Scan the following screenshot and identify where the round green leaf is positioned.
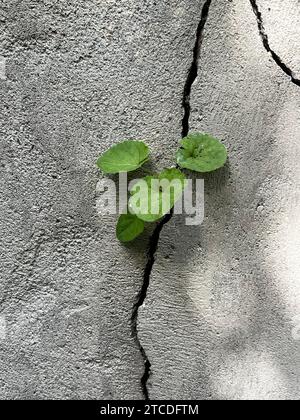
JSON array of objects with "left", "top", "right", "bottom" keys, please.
[
  {"left": 176, "top": 133, "right": 227, "bottom": 173},
  {"left": 97, "top": 140, "right": 150, "bottom": 174},
  {"left": 116, "top": 213, "right": 145, "bottom": 242},
  {"left": 129, "top": 168, "right": 187, "bottom": 222}
]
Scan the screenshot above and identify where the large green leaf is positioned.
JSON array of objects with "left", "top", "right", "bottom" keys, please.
[
  {"left": 116, "top": 213, "right": 145, "bottom": 242},
  {"left": 97, "top": 140, "right": 150, "bottom": 174},
  {"left": 176, "top": 133, "right": 227, "bottom": 173},
  {"left": 129, "top": 168, "right": 187, "bottom": 222}
]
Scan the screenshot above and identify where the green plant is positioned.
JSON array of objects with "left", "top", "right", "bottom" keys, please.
[{"left": 97, "top": 132, "right": 228, "bottom": 242}]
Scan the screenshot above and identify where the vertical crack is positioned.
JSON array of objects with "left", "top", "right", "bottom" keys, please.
[
  {"left": 131, "top": 210, "right": 174, "bottom": 400},
  {"left": 132, "top": 0, "right": 213, "bottom": 400},
  {"left": 250, "top": 0, "right": 300, "bottom": 87},
  {"left": 182, "top": 0, "right": 212, "bottom": 137}
]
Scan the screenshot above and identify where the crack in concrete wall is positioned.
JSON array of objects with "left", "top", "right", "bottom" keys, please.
[
  {"left": 134, "top": 0, "right": 213, "bottom": 400},
  {"left": 250, "top": 0, "right": 300, "bottom": 87},
  {"left": 182, "top": 0, "right": 212, "bottom": 138},
  {"left": 131, "top": 211, "right": 174, "bottom": 400}
]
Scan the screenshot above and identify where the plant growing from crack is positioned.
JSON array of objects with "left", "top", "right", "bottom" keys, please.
[
  {"left": 96, "top": 132, "right": 228, "bottom": 242},
  {"left": 96, "top": 133, "right": 227, "bottom": 398}
]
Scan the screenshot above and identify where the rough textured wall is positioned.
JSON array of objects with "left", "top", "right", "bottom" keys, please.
[
  {"left": 257, "top": 0, "right": 300, "bottom": 79},
  {"left": 0, "top": 0, "right": 299, "bottom": 400}
]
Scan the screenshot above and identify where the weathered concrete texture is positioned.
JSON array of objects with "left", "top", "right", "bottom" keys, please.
[
  {"left": 257, "top": 0, "right": 300, "bottom": 79},
  {"left": 0, "top": 0, "right": 205, "bottom": 399},
  {"left": 139, "top": 0, "right": 300, "bottom": 400}
]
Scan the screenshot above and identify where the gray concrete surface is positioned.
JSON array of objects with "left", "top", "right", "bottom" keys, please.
[
  {"left": 257, "top": 0, "right": 300, "bottom": 79},
  {"left": 0, "top": 0, "right": 299, "bottom": 401},
  {"left": 0, "top": 0, "right": 206, "bottom": 399},
  {"left": 139, "top": 0, "right": 300, "bottom": 400}
]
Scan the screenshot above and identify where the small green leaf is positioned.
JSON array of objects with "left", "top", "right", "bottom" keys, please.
[
  {"left": 116, "top": 213, "right": 145, "bottom": 242},
  {"left": 129, "top": 168, "right": 187, "bottom": 222},
  {"left": 97, "top": 140, "right": 150, "bottom": 174},
  {"left": 176, "top": 133, "right": 227, "bottom": 173}
]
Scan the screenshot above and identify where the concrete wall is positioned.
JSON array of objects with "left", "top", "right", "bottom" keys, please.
[{"left": 0, "top": 0, "right": 299, "bottom": 400}]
